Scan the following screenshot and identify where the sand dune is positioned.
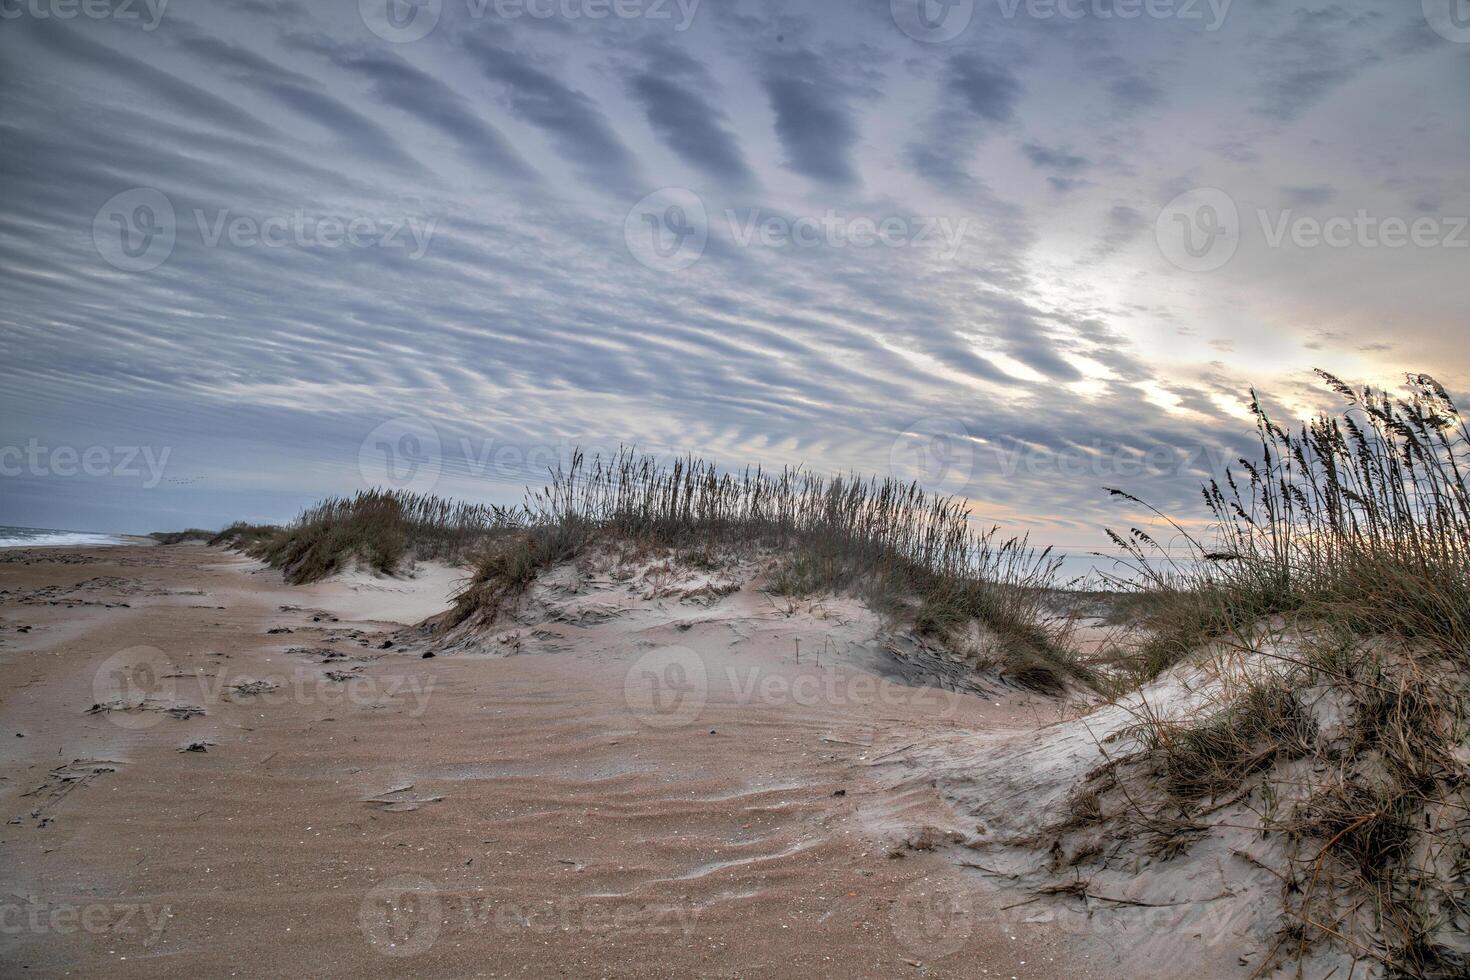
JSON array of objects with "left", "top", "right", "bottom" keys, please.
[{"left": 0, "top": 543, "right": 1115, "bottom": 977}]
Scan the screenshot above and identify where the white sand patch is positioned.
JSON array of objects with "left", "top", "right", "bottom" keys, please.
[
  {"left": 213, "top": 554, "right": 468, "bottom": 626},
  {"left": 862, "top": 643, "right": 1368, "bottom": 979},
  {"left": 304, "top": 562, "right": 468, "bottom": 624}
]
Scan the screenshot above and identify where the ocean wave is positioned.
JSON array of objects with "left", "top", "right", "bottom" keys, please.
[{"left": 0, "top": 527, "right": 129, "bottom": 549}]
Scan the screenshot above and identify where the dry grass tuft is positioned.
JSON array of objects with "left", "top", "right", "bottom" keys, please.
[
  {"left": 228, "top": 490, "right": 516, "bottom": 584},
  {"left": 1090, "top": 370, "right": 1470, "bottom": 975},
  {"left": 148, "top": 528, "right": 215, "bottom": 545},
  {"left": 444, "top": 448, "right": 1085, "bottom": 689},
  {"left": 208, "top": 521, "right": 281, "bottom": 551}
]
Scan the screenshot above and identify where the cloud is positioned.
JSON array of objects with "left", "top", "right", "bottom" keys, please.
[
  {"left": 1022, "top": 142, "right": 1090, "bottom": 172},
  {"left": 626, "top": 42, "right": 754, "bottom": 186},
  {"left": 20, "top": 21, "right": 275, "bottom": 138},
  {"left": 948, "top": 54, "right": 1025, "bottom": 123},
  {"left": 0, "top": 0, "right": 1461, "bottom": 554},
  {"left": 761, "top": 50, "right": 862, "bottom": 186},
  {"left": 906, "top": 52, "right": 1023, "bottom": 195},
  {"left": 1211, "top": 139, "right": 1259, "bottom": 164},
  {"left": 296, "top": 40, "right": 537, "bottom": 181},
  {"left": 1048, "top": 176, "right": 1092, "bottom": 193},
  {"left": 256, "top": 78, "right": 427, "bottom": 175},
  {"left": 1090, "top": 204, "right": 1146, "bottom": 259},
  {"left": 1247, "top": 7, "right": 1424, "bottom": 121},
  {"left": 1109, "top": 75, "right": 1160, "bottom": 112},
  {"left": 463, "top": 34, "right": 641, "bottom": 193},
  {"left": 1280, "top": 185, "right": 1337, "bottom": 207}
]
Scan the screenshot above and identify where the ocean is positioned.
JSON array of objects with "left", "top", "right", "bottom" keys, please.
[{"left": 0, "top": 526, "right": 130, "bottom": 549}]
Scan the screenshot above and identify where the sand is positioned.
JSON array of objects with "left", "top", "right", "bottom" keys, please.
[{"left": 0, "top": 542, "right": 1176, "bottom": 977}]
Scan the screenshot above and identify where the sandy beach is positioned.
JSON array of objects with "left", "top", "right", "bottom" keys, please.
[{"left": 0, "top": 542, "right": 1114, "bottom": 978}]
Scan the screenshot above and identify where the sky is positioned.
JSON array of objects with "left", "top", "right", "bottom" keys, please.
[{"left": 1, "top": 0, "right": 1468, "bottom": 561}]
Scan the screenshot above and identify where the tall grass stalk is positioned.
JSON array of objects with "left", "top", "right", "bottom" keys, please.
[
  {"left": 247, "top": 489, "right": 517, "bottom": 584},
  {"left": 448, "top": 448, "right": 1080, "bottom": 687},
  {"left": 1097, "top": 371, "right": 1470, "bottom": 975}
]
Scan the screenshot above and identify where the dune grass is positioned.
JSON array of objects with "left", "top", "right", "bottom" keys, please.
[
  {"left": 208, "top": 521, "right": 282, "bottom": 551},
  {"left": 1092, "top": 371, "right": 1470, "bottom": 975},
  {"left": 1103, "top": 371, "right": 1470, "bottom": 677},
  {"left": 444, "top": 448, "right": 1086, "bottom": 689},
  {"left": 235, "top": 490, "right": 516, "bottom": 584},
  {"left": 212, "top": 368, "right": 1468, "bottom": 971},
  {"left": 148, "top": 528, "right": 216, "bottom": 545}
]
